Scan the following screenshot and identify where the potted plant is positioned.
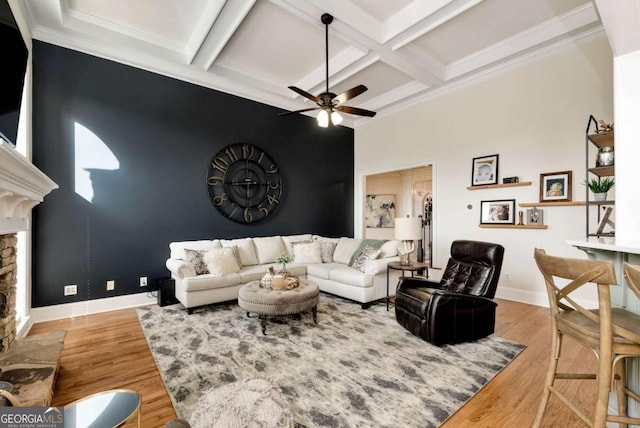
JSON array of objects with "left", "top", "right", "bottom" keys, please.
[
  {"left": 275, "top": 253, "right": 292, "bottom": 275},
  {"left": 584, "top": 177, "right": 615, "bottom": 201}
]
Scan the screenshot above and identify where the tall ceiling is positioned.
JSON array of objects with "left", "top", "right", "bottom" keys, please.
[{"left": 12, "top": 0, "right": 604, "bottom": 128}]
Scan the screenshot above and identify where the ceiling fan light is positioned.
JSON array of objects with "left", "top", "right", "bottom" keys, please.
[
  {"left": 331, "top": 111, "right": 343, "bottom": 125},
  {"left": 317, "top": 109, "right": 329, "bottom": 127}
]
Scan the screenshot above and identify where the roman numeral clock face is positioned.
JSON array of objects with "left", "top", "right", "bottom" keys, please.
[{"left": 206, "top": 143, "right": 283, "bottom": 224}]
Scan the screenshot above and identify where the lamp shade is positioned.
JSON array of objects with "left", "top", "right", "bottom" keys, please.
[{"left": 394, "top": 217, "right": 422, "bottom": 241}]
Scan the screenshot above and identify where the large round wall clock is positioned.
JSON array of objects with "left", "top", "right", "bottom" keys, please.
[{"left": 206, "top": 143, "right": 283, "bottom": 224}]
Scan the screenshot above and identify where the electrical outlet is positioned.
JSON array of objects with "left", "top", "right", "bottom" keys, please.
[
  {"left": 505, "top": 273, "right": 510, "bottom": 280},
  {"left": 140, "top": 276, "right": 148, "bottom": 287},
  {"left": 107, "top": 280, "right": 115, "bottom": 291},
  {"left": 64, "top": 284, "right": 77, "bottom": 296}
]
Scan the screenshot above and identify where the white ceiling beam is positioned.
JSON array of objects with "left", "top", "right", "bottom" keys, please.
[
  {"left": 446, "top": 2, "right": 600, "bottom": 80},
  {"left": 184, "top": 0, "right": 227, "bottom": 64},
  {"left": 192, "top": 0, "right": 255, "bottom": 70},
  {"left": 391, "top": 0, "right": 483, "bottom": 51}
]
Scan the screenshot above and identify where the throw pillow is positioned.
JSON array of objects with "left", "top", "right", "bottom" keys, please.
[
  {"left": 228, "top": 245, "right": 243, "bottom": 268},
  {"left": 351, "top": 245, "right": 382, "bottom": 273},
  {"left": 184, "top": 249, "right": 209, "bottom": 275},
  {"left": 293, "top": 242, "right": 322, "bottom": 264},
  {"left": 204, "top": 248, "right": 240, "bottom": 276},
  {"left": 319, "top": 241, "right": 337, "bottom": 263},
  {"left": 333, "top": 238, "right": 363, "bottom": 265},
  {"left": 253, "top": 236, "right": 285, "bottom": 264}
]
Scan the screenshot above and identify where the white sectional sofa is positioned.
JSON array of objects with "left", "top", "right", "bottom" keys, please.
[{"left": 165, "top": 234, "right": 403, "bottom": 313}]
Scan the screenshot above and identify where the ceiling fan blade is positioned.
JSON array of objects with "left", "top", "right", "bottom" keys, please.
[
  {"left": 333, "top": 85, "right": 368, "bottom": 105},
  {"left": 288, "top": 86, "right": 320, "bottom": 103},
  {"left": 335, "top": 105, "right": 377, "bottom": 117},
  {"left": 278, "top": 107, "right": 319, "bottom": 116}
]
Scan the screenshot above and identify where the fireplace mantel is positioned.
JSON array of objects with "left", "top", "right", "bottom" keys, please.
[{"left": 0, "top": 139, "right": 58, "bottom": 234}]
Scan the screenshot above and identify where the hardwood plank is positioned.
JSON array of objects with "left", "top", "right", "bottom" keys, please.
[
  {"left": 28, "top": 299, "right": 597, "bottom": 428},
  {"left": 28, "top": 306, "right": 176, "bottom": 428}
]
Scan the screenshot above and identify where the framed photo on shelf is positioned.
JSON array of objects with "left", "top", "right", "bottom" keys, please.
[
  {"left": 540, "top": 171, "right": 572, "bottom": 202},
  {"left": 480, "top": 199, "right": 516, "bottom": 225},
  {"left": 526, "top": 208, "right": 543, "bottom": 225},
  {"left": 471, "top": 154, "right": 499, "bottom": 186}
]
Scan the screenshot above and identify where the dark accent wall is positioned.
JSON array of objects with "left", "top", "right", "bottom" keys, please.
[{"left": 31, "top": 41, "right": 354, "bottom": 308}]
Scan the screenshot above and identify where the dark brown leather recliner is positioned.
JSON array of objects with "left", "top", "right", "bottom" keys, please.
[{"left": 395, "top": 240, "right": 504, "bottom": 346}]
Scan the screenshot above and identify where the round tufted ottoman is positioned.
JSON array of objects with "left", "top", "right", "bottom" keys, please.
[{"left": 238, "top": 279, "right": 320, "bottom": 334}]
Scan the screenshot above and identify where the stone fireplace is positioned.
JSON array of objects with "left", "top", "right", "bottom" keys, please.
[
  {"left": 0, "top": 138, "right": 61, "bottom": 406},
  {"left": 0, "top": 233, "right": 17, "bottom": 352}
]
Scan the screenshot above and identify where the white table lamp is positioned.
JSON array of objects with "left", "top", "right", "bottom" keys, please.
[{"left": 395, "top": 217, "right": 422, "bottom": 265}]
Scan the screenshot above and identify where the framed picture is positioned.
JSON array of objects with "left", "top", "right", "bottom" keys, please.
[
  {"left": 471, "top": 154, "right": 499, "bottom": 186},
  {"left": 365, "top": 194, "right": 395, "bottom": 228},
  {"left": 540, "top": 171, "right": 572, "bottom": 202},
  {"left": 480, "top": 199, "right": 516, "bottom": 225},
  {"left": 527, "top": 208, "right": 543, "bottom": 225}
]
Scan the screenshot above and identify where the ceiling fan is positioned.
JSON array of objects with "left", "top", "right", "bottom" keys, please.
[{"left": 279, "top": 13, "right": 376, "bottom": 127}]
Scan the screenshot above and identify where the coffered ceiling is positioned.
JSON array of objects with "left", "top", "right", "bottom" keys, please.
[{"left": 11, "top": 0, "right": 604, "bottom": 127}]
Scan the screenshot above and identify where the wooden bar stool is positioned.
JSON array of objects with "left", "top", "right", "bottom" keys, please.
[{"left": 533, "top": 249, "right": 640, "bottom": 427}]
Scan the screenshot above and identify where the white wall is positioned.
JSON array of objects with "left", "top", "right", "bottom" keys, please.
[
  {"left": 614, "top": 49, "right": 640, "bottom": 241},
  {"left": 355, "top": 36, "right": 614, "bottom": 306}
]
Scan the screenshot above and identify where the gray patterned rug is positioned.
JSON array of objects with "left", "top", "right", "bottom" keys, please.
[{"left": 136, "top": 295, "right": 524, "bottom": 427}]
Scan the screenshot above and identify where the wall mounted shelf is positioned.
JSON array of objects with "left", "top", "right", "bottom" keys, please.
[
  {"left": 466, "top": 181, "right": 532, "bottom": 190},
  {"left": 519, "top": 201, "right": 586, "bottom": 207},
  {"left": 479, "top": 224, "right": 548, "bottom": 229}
]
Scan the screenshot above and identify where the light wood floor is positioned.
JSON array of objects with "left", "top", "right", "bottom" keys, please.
[{"left": 28, "top": 298, "right": 597, "bottom": 428}]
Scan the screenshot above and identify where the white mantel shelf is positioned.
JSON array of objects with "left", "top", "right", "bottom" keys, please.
[
  {"left": 566, "top": 237, "right": 640, "bottom": 255},
  {"left": 0, "top": 139, "right": 58, "bottom": 235}
]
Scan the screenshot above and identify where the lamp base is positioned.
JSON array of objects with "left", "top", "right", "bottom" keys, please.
[{"left": 400, "top": 253, "right": 412, "bottom": 266}]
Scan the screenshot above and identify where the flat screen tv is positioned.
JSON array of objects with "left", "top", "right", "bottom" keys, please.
[{"left": 0, "top": 0, "right": 28, "bottom": 146}]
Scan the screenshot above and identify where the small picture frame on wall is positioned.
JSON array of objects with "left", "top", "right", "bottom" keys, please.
[
  {"left": 527, "top": 208, "right": 543, "bottom": 225},
  {"left": 540, "top": 171, "right": 572, "bottom": 202},
  {"left": 471, "top": 154, "right": 499, "bottom": 186},
  {"left": 480, "top": 199, "right": 516, "bottom": 225}
]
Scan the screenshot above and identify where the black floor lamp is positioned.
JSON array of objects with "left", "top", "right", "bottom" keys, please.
[{"left": 417, "top": 194, "right": 433, "bottom": 267}]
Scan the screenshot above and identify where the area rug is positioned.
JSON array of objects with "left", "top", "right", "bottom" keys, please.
[{"left": 136, "top": 295, "right": 524, "bottom": 427}]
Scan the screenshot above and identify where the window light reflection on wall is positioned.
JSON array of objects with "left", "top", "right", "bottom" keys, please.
[{"left": 74, "top": 122, "right": 120, "bottom": 203}]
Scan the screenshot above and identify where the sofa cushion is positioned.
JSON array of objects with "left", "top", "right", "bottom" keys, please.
[
  {"left": 328, "top": 266, "right": 373, "bottom": 288},
  {"left": 351, "top": 245, "right": 382, "bottom": 273},
  {"left": 182, "top": 273, "right": 243, "bottom": 292},
  {"left": 333, "top": 238, "right": 363, "bottom": 265},
  {"left": 306, "top": 263, "right": 340, "bottom": 280},
  {"left": 253, "top": 236, "right": 285, "bottom": 264},
  {"left": 281, "top": 234, "right": 313, "bottom": 257},
  {"left": 380, "top": 240, "right": 400, "bottom": 258},
  {"left": 221, "top": 238, "right": 259, "bottom": 266},
  {"left": 170, "top": 240, "right": 221, "bottom": 260},
  {"left": 204, "top": 248, "right": 240, "bottom": 276},
  {"left": 293, "top": 241, "right": 322, "bottom": 264},
  {"left": 184, "top": 249, "right": 209, "bottom": 275}
]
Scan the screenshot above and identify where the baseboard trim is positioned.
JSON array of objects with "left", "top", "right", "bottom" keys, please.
[
  {"left": 496, "top": 285, "right": 597, "bottom": 309},
  {"left": 30, "top": 293, "right": 158, "bottom": 325}
]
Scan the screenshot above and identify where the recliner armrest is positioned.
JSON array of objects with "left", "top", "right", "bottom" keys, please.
[
  {"left": 428, "top": 289, "right": 497, "bottom": 306},
  {"left": 397, "top": 277, "right": 442, "bottom": 290}
]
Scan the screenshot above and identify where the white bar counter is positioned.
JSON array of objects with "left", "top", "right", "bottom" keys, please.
[{"left": 567, "top": 237, "right": 640, "bottom": 420}]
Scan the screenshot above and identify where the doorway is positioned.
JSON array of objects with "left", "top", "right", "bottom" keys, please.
[{"left": 363, "top": 165, "right": 433, "bottom": 265}]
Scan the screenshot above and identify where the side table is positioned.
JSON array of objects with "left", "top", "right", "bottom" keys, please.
[
  {"left": 386, "top": 261, "right": 429, "bottom": 311},
  {"left": 64, "top": 389, "right": 141, "bottom": 427}
]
